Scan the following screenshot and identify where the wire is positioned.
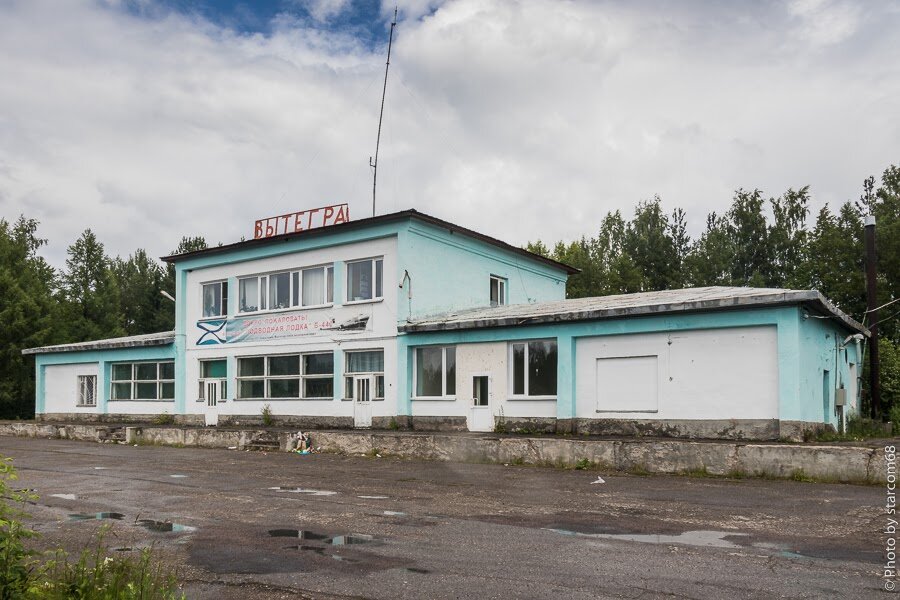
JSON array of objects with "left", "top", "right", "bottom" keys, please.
[{"left": 866, "top": 296, "right": 900, "bottom": 313}]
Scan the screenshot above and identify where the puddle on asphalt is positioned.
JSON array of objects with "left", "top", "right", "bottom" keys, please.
[
  {"left": 544, "top": 528, "right": 749, "bottom": 549},
  {"left": 269, "top": 530, "right": 330, "bottom": 540},
  {"left": 137, "top": 519, "right": 196, "bottom": 533},
  {"left": 383, "top": 511, "right": 406, "bottom": 516},
  {"left": 358, "top": 495, "right": 389, "bottom": 499},
  {"left": 68, "top": 512, "right": 124, "bottom": 521},
  {"left": 269, "top": 487, "right": 337, "bottom": 496},
  {"left": 169, "top": 474, "right": 188, "bottom": 478},
  {"left": 406, "top": 567, "right": 430, "bottom": 574},
  {"left": 327, "top": 534, "right": 374, "bottom": 546},
  {"left": 92, "top": 467, "right": 108, "bottom": 470},
  {"left": 51, "top": 494, "right": 77, "bottom": 501}
]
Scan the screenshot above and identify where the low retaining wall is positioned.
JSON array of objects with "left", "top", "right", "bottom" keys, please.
[{"left": 0, "top": 423, "right": 887, "bottom": 483}]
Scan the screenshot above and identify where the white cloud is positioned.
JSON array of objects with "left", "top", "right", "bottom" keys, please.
[{"left": 0, "top": 0, "right": 898, "bottom": 270}]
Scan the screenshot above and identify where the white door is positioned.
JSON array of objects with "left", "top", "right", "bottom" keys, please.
[
  {"left": 468, "top": 375, "right": 493, "bottom": 432},
  {"left": 353, "top": 376, "right": 373, "bottom": 428},
  {"left": 204, "top": 380, "right": 219, "bottom": 427}
]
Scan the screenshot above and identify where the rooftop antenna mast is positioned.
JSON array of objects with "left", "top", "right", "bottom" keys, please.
[{"left": 370, "top": 6, "right": 398, "bottom": 217}]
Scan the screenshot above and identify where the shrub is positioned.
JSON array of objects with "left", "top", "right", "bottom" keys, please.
[
  {"left": 261, "top": 403, "right": 274, "bottom": 426},
  {"left": 152, "top": 412, "right": 175, "bottom": 426}
]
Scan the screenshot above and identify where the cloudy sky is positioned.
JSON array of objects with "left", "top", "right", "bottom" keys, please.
[{"left": 1, "top": 0, "right": 898, "bottom": 268}]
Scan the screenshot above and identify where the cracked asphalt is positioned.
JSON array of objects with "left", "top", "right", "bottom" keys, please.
[{"left": 0, "top": 436, "right": 886, "bottom": 599}]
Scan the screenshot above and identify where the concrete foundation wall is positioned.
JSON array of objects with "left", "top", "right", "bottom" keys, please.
[{"left": 0, "top": 423, "right": 884, "bottom": 483}]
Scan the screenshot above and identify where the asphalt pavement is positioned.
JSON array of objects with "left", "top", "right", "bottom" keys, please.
[{"left": 0, "top": 437, "right": 886, "bottom": 599}]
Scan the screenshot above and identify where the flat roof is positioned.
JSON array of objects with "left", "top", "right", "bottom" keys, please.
[
  {"left": 398, "top": 287, "right": 869, "bottom": 334},
  {"left": 161, "top": 209, "right": 579, "bottom": 275},
  {"left": 22, "top": 331, "right": 175, "bottom": 355}
]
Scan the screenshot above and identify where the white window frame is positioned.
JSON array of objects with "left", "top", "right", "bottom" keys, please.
[
  {"left": 301, "top": 352, "right": 335, "bottom": 399},
  {"left": 508, "top": 340, "right": 557, "bottom": 399},
  {"left": 201, "top": 280, "right": 228, "bottom": 318},
  {"left": 198, "top": 359, "right": 228, "bottom": 402},
  {"left": 490, "top": 275, "right": 507, "bottom": 307},
  {"left": 235, "top": 353, "right": 335, "bottom": 400},
  {"left": 237, "top": 265, "right": 334, "bottom": 314},
  {"left": 343, "top": 349, "right": 385, "bottom": 401},
  {"left": 412, "top": 346, "right": 456, "bottom": 400},
  {"left": 76, "top": 375, "right": 96, "bottom": 407},
  {"left": 110, "top": 362, "right": 175, "bottom": 401},
  {"left": 345, "top": 257, "right": 384, "bottom": 304}
]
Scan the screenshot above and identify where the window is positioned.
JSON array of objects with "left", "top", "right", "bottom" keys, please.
[
  {"left": 510, "top": 340, "right": 557, "bottom": 397},
  {"left": 414, "top": 346, "right": 456, "bottom": 398},
  {"left": 236, "top": 353, "right": 334, "bottom": 400},
  {"left": 198, "top": 359, "right": 227, "bottom": 401},
  {"left": 239, "top": 266, "right": 334, "bottom": 313},
  {"left": 202, "top": 281, "right": 228, "bottom": 318},
  {"left": 490, "top": 276, "right": 506, "bottom": 307},
  {"left": 344, "top": 350, "right": 385, "bottom": 399},
  {"left": 77, "top": 375, "right": 96, "bottom": 407},
  {"left": 347, "top": 258, "right": 383, "bottom": 302},
  {"left": 110, "top": 362, "right": 174, "bottom": 401}
]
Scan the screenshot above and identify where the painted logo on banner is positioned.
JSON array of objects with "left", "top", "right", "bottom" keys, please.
[{"left": 195, "top": 311, "right": 336, "bottom": 345}]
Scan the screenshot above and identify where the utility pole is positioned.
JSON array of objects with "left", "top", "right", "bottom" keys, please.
[
  {"left": 865, "top": 214, "right": 881, "bottom": 420},
  {"left": 370, "top": 7, "right": 398, "bottom": 217}
]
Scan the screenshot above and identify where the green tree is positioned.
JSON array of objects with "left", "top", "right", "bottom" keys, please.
[
  {"left": 0, "top": 217, "right": 59, "bottom": 419},
  {"left": 112, "top": 249, "right": 168, "bottom": 336},
  {"left": 623, "top": 197, "right": 677, "bottom": 291},
  {"left": 769, "top": 187, "right": 810, "bottom": 288},
  {"left": 61, "top": 229, "right": 123, "bottom": 342}
]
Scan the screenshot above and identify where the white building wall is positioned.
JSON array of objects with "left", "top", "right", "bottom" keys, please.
[
  {"left": 184, "top": 237, "right": 398, "bottom": 417},
  {"left": 412, "top": 342, "right": 556, "bottom": 421},
  {"left": 44, "top": 363, "right": 99, "bottom": 415},
  {"left": 575, "top": 326, "right": 779, "bottom": 420}
]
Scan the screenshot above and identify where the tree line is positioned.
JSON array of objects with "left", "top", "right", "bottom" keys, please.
[
  {"left": 1, "top": 164, "right": 898, "bottom": 419},
  {"left": 526, "top": 164, "right": 899, "bottom": 413}
]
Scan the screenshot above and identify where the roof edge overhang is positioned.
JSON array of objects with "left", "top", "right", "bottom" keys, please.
[
  {"left": 160, "top": 209, "right": 579, "bottom": 276},
  {"left": 22, "top": 332, "right": 176, "bottom": 356},
  {"left": 398, "top": 290, "right": 869, "bottom": 336}
]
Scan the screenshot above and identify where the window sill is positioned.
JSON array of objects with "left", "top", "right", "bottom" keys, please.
[
  {"left": 196, "top": 399, "right": 227, "bottom": 403},
  {"left": 232, "top": 397, "right": 338, "bottom": 401},
  {"left": 411, "top": 396, "right": 458, "bottom": 402},
  {"left": 344, "top": 298, "right": 383, "bottom": 306},
  {"left": 506, "top": 396, "right": 557, "bottom": 401},
  {"left": 108, "top": 399, "right": 175, "bottom": 403},
  {"left": 341, "top": 398, "right": 385, "bottom": 402},
  {"left": 236, "top": 303, "right": 335, "bottom": 317},
  {"left": 75, "top": 404, "right": 96, "bottom": 408}
]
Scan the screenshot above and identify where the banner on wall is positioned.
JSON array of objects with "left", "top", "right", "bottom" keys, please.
[{"left": 195, "top": 311, "right": 337, "bottom": 345}]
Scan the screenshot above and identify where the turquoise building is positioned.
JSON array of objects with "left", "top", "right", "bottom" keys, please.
[{"left": 24, "top": 210, "right": 867, "bottom": 440}]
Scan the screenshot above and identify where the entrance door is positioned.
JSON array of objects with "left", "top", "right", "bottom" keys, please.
[
  {"left": 204, "top": 380, "right": 219, "bottom": 427},
  {"left": 353, "top": 375, "right": 373, "bottom": 428},
  {"left": 468, "top": 375, "right": 492, "bottom": 432}
]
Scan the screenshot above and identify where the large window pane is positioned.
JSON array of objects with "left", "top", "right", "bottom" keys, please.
[
  {"left": 112, "top": 364, "right": 131, "bottom": 381},
  {"left": 346, "top": 351, "right": 384, "bottom": 373},
  {"left": 292, "top": 272, "right": 300, "bottom": 306},
  {"left": 159, "top": 362, "right": 175, "bottom": 380},
  {"left": 160, "top": 382, "right": 175, "bottom": 399},
  {"left": 269, "top": 272, "right": 290, "bottom": 310},
  {"left": 375, "top": 259, "right": 383, "bottom": 298},
  {"left": 135, "top": 382, "right": 158, "bottom": 399},
  {"left": 202, "top": 282, "right": 223, "bottom": 317},
  {"left": 268, "top": 355, "right": 299, "bottom": 376},
  {"left": 239, "top": 278, "right": 259, "bottom": 312},
  {"left": 304, "top": 353, "right": 333, "bottom": 375},
  {"left": 512, "top": 344, "right": 525, "bottom": 395},
  {"left": 326, "top": 267, "right": 334, "bottom": 303},
  {"left": 268, "top": 378, "right": 299, "bottom": 398},
  {"left": 347, "top": 260, "right": 373, "bottom": 301},
  {"left": 445, "top": 347, "right": 456, "bottom": 395},
  {"left": 238, "top": 357, "right": 265, "bottom": 377},
  {"left": 416, "top": 347, "right": 443, "bottom": 397},
  {"left": 201, "top": 360, "right": 226, "bottom": 379},
  {"left": 304, "top": 378, "right": 333, "bottom": 399},
  {"left": 302, "top": 267, "right": 325, "bottom": 306},
  {"left": 135, "top": 363, "right": 157, "bottom": 380},
  {"left": 528, "top": 341, "right": 557, "bottom": 396},
  {"left": 111, "top": 382, "right": 131, "bottom": 400},
  {"left": 239, "top": 379, "right": 264, "bottom": 399}
]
